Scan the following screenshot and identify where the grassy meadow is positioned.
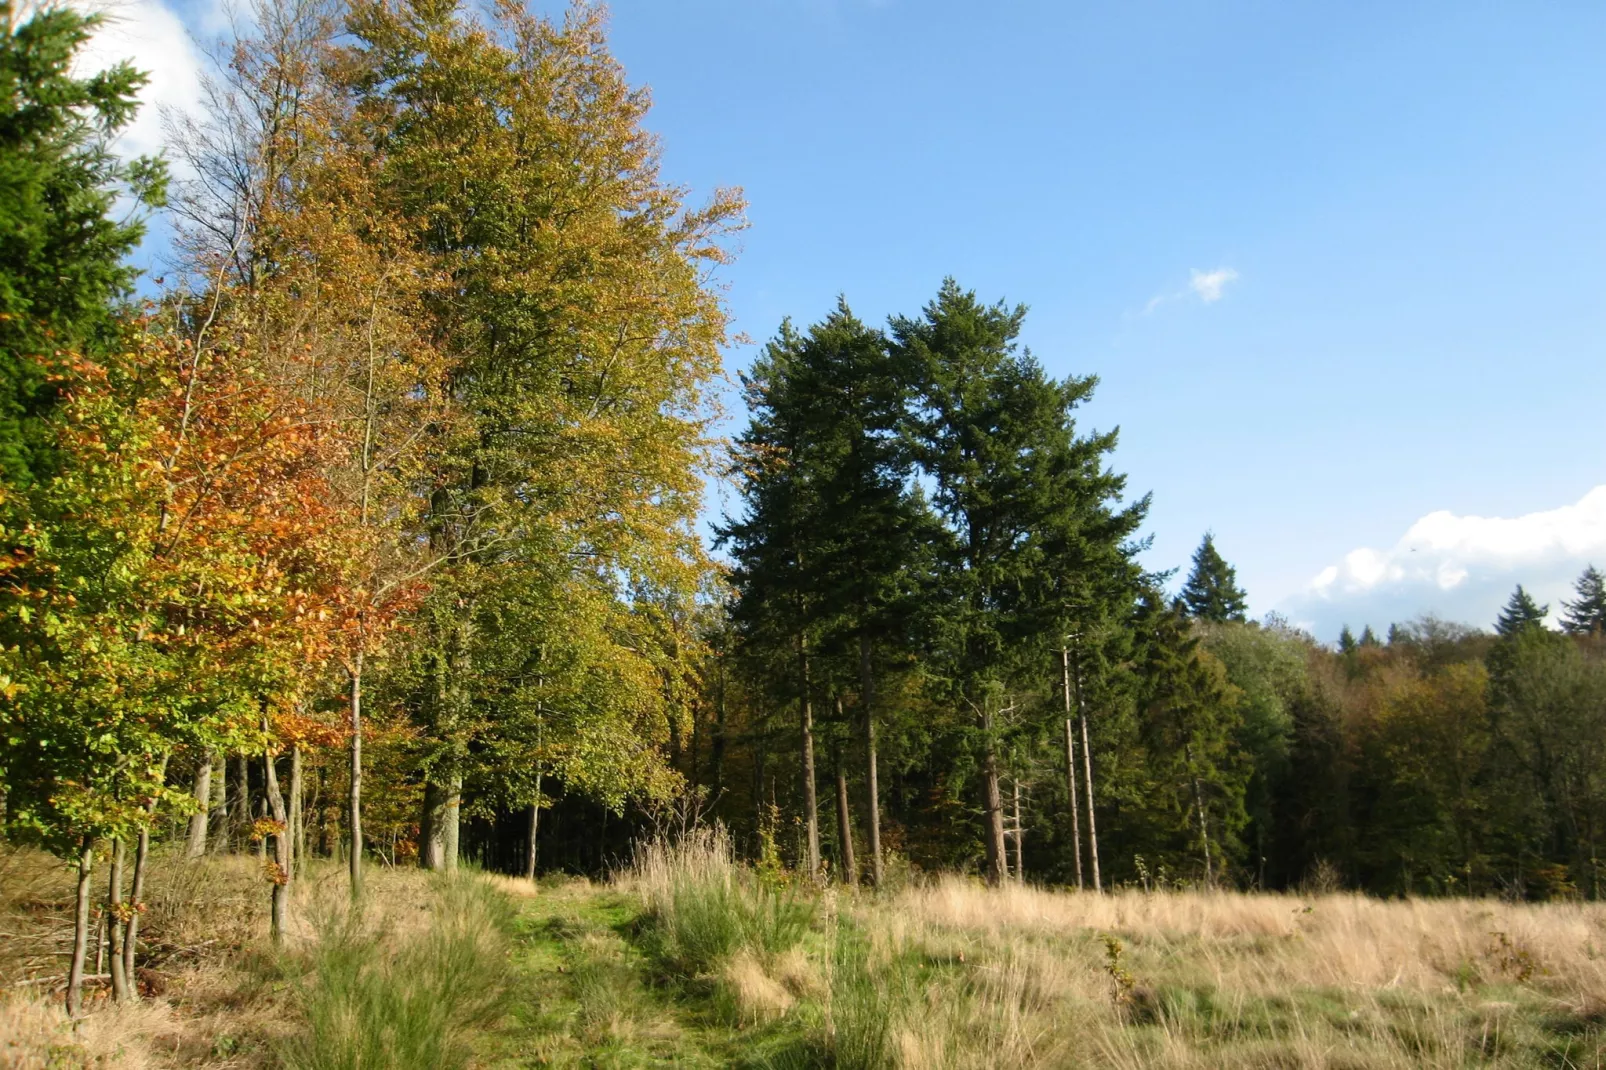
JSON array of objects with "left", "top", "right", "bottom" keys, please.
[{"left": 6, "top": 835, "right": 1606, "bottom": 1068}]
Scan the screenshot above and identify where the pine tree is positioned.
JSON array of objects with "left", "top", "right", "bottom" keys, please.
[
  {"left": 1561, "top": 566, "right": 1606, "bottom": 636},
  {"left": 0, "top": 3, "right": 165, "bottom": 486},
  {"left": 1179, "top": 534, "right": 1248, "bottom": 622},
  {"left": 1495, "top": 586, "right": 1549, "bottom": 637}
]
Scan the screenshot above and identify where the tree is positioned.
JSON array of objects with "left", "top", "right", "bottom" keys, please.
[
  {"left": 894, "top": 279, "right": 1138, "bottom": 886},
  {"left": 0, "top": 1, "right": 165, "bottom": 488},
  {"left": 1562, "top": 566, "right": 1606, "bottom": 636},
  {"left": 1338, "top": 626, "right": 1357, "bottom": 654},
  {"left": 1495, "top": 586, "right": 1549, "bottom": 637},
  {"left": 1179, "top": 534, "right": 1248, "bottom": 622}
]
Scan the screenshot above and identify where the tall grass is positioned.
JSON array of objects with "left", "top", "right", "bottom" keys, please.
[
  {"left": 625, "top": 826, "right": 815, "bottom": 976},
  {"left": 280, "top": 876, "right": 512, "bottom": 1070}
]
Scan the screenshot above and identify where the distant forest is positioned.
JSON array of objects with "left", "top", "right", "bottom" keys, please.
[{"left": 6, "top": 0, "right": 1606, "bottom": 1010}]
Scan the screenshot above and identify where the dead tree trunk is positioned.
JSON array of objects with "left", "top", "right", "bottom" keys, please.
[
  {"left": 1010, "top": 776, "right": 1025, "bottom": 884},
  {"left": 65, "top": 840, "right": 94, "bottom": 1016},
  {"left": 1071, "top": 644, "right": 1102, "bottom": 893},
  {"left": 1187, "top": 745, "right": 1214, "bottom": 886},
  {"left": 1061, "top": 647, "right": 1084, "bottom": 890},
  {"left": 859, "top": 631, "right": 883, "bottom": 889},
  {"left": 524, "top": 795, "right": 540, "bottom": 881},
  {"left": 186, "top": 751, "right": 214, "bottom": 858},
  {"left": 798, "top": 635, "right": 821, "bottom": 880}
]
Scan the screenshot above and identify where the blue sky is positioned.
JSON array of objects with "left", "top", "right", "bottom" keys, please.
[{"left": 99, "top": 0, "right": 1606, "bottom": 639}]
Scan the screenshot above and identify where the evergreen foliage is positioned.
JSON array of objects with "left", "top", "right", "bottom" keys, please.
[
  {"left": 1561, "top": 566, "right": 1606, "bottom": 636},
  {"left": 1178, "top": 534, "right": 1248, "bottom": 622},
  {"left": 1495, "top": 585, "right": 1549, "bottom": 637}
]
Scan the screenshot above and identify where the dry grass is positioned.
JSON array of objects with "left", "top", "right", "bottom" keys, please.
[
  {"left": 0, "top": 844, "right": 491, "bottom": 1068},
  {"left": 832, "top": 877, "right": 1606, "bottom": 1068}
]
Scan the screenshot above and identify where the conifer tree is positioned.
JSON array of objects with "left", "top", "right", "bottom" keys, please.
[
  {"left": 1561, "top": 566, "right": 1606, "bottom": 636},
  {"left": 1179, "top": 534, "right": 1249, "bottom": 622},
  {"left": 0, "top": 2, "right": 165, "bottom": 487},
  {"left": 1338, "top": 626, "right": 1357, "bottom": 654},
  {"left": 1495, "top": 586, "right": 1549, "bottom": 637}
]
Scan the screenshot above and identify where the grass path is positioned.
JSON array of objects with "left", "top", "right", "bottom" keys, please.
[{"left": 480, "top": 879, "right": 809, "bottom": 1068}]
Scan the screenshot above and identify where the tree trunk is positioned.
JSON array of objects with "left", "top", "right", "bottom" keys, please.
[
  {"left": 207, "top": 750, "right": 228, "bottom": 852},
  {"left": 1080, "top": 710, "right": 1101, "bottom": 893},
  {"left": 420, "top": 780, "right": 445, "bottom": 870},
  {"left": 1061, "top": 648, "right": 1083, "bottom": 890},
  {"left": 443, "top": 775, "right": 462, "bottom": 873},
  {"left": 982, "top": 704, "right": 1007, "bottom": 887},
  {"left": 859, "top": 631, "right": 883, "bottom": 889},
  {"left": 525, "top": 792, "right": 540, "bottom": 882},
  {"left": 263, "top": 733, "right": 292, "bottom": 942},
  {"left": 348, "top": 652, "right": 365, "bottom": 900},
  {"left": 833, "top": 732, "right": 856, "bottom": 885},
  {"left": 65, "top": 841, "right": 94, "bottom": 1017},
  {"left": 289, "top": 744, "right": 303, "bottom": 878},
  {"left": 107, "top": 838, "right": 129, "bottom": 1002},
  {"left": 1011, "top": 776, "right": 1024, "bottom": 884},
  {"left": 798, "top": 637, "right": 820, "bottom": 880},
  {"left": 234, "top": 753, "right": 251, "bottom": 847},
  {"left": 123, "top": 755, "right": 167, "bottom": 989},
  {"left": 186, "top": 752, "right": 213, "bottom": 858}
]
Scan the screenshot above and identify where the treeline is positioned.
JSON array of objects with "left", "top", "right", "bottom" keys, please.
[
  {"left": 705, "top": 290, "right": 1606, "bottom": 905},
  {"left": 1, "top": 0, "right": 739, "bottom": 1015}
]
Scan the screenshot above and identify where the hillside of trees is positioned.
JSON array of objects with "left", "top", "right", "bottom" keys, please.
[{"left": 4, "top": 0, "right": 1606, "bottom": 1024}]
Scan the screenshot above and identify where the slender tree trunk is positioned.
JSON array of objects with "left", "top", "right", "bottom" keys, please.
[
  {"left": 859, "top": 631, "right": 883, "bottom": 889},
  {"left": 122, "top": 755, "right": 167, "bottom": 990},
  {"left": 982, "top": 703, "right": 1007, "bottom": 887},
  {"left": 525, "top": 792, "right": 540, "bottom": 882},
  {"left": 186, "top": 752, "right": 213, "bottom": 858},
  {"left": 798, "top": 636, "right": 821, "bottom": 880},
  {"left": 833, "top": 729, "right": 856, "bottom": 885},
  {"left": 1011, "top": 776, "right": 1025, "bottom": 884},
  {"left": 1061, "top": 648, "right": 1084, "bottom": 890},
  {"left": 348, "top": 652, "right": 365, "bottom": 899},
  {"left": 263, "top": 732, "right": 292, "bottom": 942},
  {"left": 289, "top": 744, "right": 303, "bottom": 878},
  {"left": 1081, "top": 710, "right": 1101, "bottom": 893},
  {"left": 443, "top": 775, "right": 462, "bottom": 873},
  {"left": 66, "top": 842, "right": 95, "bottom": 1016},
  {"left": 107, "top": 838, "right": 128, "bottom": 1002}
]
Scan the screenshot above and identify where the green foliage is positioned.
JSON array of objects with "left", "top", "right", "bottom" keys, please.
[
  {"left": 1179, "top": 533, "right": 1248, "bottom": 623},
  {"left": 1495, "top": 585, "right": 1549, "bottom": 637},
  {"left": 1561, "top": 565, "right": 1606, "bottom": 636},
  {"left": 0, "top": 1, "right": 165, "bottom": 485}
]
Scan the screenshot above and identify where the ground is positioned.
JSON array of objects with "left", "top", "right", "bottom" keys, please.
[{"left": 6, "top": 839, "right": 1606, "bottom": 1068}]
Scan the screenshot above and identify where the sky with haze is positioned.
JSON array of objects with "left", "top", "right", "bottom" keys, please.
[{"left": 89, "top": 0, "right": 1606, "bottom": 640}]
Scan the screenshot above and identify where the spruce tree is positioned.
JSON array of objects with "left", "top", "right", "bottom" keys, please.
[
  {"left": 1338, "top": 626, "right": 1357, "bottom": 654},
  {"left": 1495, "top": 586, "right": 1549, "bottom": 637},
  {"left": 1561, "top": 566, "right": 1606, "bottom": 636},
  {"left": 1179, "top": 534, "right": 1248, "bottom": 622},
  {"left": 0, "top": 3, "right": 165, "bottom": 485},
  {"left": 1359, "top": 625, "right": 1380, "bottom": 648}
]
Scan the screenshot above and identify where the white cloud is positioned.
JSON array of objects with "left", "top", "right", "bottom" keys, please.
[
  {"left": 1141, "top": 266, "right": 1240, "bottom": 315},
  {"left": 70, "top": 0, "right": 209, "bottom": 165},
  {"left": 1282, "top": 486, "right": 1606, "bottom": 639},
  {"left": 1188, "top": 266, "right": 1239, "bottom": 303}
]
